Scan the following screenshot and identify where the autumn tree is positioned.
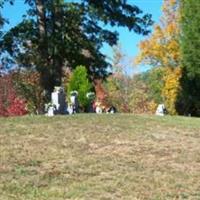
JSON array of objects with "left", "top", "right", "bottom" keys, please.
[
  {"left": 104, "top": 45, "right": 134, "bottom": 112},
  {"left": 105, "top": 44, "right": 156, "bottom": 113},
  {"left": 13, "top": 71, "right": 44, "bottom": 114},
  {"left": 129, "top": 74, "right": 151, "bottom": 114},
  {"left": 135, "top": 0, "right": 181, "bottom": 115},
  {"left": 1, "top": 0, "right": 153, "bottom": 96}
]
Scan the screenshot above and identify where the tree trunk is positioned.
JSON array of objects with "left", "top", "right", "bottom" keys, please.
[
  {"left": 35, "top": 0, "right": 52, "bottom": 94},
  {"left": 52, "top": 2, "right": 63, "bottom": 87}
]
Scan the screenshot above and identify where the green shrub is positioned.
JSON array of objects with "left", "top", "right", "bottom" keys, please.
[{"left": 67, "top": 66, "right": 92, "bottom": 110}]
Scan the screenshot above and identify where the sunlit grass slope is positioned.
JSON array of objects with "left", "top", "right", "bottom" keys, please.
[{"left": 1, "top": 114, "right": 200, "bottom": 199}]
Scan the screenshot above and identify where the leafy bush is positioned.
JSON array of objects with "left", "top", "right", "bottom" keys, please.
[
  {"left": 67, "top": 66, "right": 92, "bottom": 110},
  {"left": 7, "top": 98, "right": 27, "bottom": 116},
  {"left": 14, "top": 71, "right": 45, "bottom": 114},
  {"left": 129, "top": 75, "right": 149, "bottom": 114},
  {"left": 104, "top": 72, "right": 159, "bottom": 114},
  {"left": 0, "top": 74, "right": 27, "bottom": 116},
  {"left": 104, "top": 74, "right": 132, "bottom": 112}
]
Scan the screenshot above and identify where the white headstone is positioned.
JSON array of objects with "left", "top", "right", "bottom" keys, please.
[
  {"left": 96, "top": 106, "right": 102, "bottom": 114},
  {"left": 47, "top": 106, "right": 55, "bottom": 117},
  {"left": 67, "top": 104, "right": 73, "bottom": 115},
  {"left": 70, "top": 91, "right": 79, "bottom": 113},
  {"left": 155, "top": 104, "right": 165, "bottom": 116},
  {"left": 52, "top": 91, "right": 59, "bottom": 111},
  {"left": 70, "top": 95, "right": 76, "bottom": 105}
]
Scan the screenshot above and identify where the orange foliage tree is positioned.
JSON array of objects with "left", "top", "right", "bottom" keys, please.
[
  {"left": 14, "top": 71, "right": 45, "bottom": 114},
  {"left": 135, "top": 0, "right": 181, "bottom": 115}
]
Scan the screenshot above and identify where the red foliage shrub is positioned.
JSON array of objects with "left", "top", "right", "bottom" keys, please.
[
  {"left": 0, "top": 73, "right": 27, "bottom": 117},
  {"left": 7, "top": 98, "right": 27, "bottom": 116}
]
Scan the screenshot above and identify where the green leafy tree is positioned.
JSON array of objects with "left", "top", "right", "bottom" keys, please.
[
  {"left": 67, "top": 65, "right": 92, "bottom": 110},
  {"left": 1, "top": 0, "right": 153, "bottom": 94},
  {"left": 180, "top": 0, "right": 200, "bottom": 116},
  {"left": 139, "top": 67, "right": 164, "bottom": 104}
]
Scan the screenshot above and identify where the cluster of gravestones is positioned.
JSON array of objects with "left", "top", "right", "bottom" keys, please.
[
  {"left": 46, "top": 87, "right": 166, "bottom": 116},
  {"left": 46, "top": 87, "right": 78, "bottom": 116},
  {"left": 94, "top": 102, "right": 117, "bottom": 114},
  {"left": 46, "top": 87, "right": 116, "bottom": 116}
]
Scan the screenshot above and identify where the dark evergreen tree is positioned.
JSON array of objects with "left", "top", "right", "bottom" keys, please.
[
  {"left": 179, "top": 0, "right": 200, "bottom": 116},
  {"left": 0, "top": 0, "right": 14, "bottom": 74}
]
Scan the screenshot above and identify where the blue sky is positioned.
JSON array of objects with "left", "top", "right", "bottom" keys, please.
[{"left": 2, "top": 0, "right": 163, "bottom": 74}]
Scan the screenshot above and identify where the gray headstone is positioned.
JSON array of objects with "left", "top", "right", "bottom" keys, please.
[{"left": 51, "top": 87, "right": 67, "bottom": 114}]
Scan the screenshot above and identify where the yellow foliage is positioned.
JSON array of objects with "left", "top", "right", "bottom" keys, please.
[
  {"left": 148, "top": 100, "right": 158, "bottom": 114},
  {"left": 162, "top": 67, "right": 182, "bottom": 115},
  {"left": 135, "top": 0, "right": 182, "bottom": 115},
  {"left": 135, "top": 0, "right": 180, "bottom": 68}
]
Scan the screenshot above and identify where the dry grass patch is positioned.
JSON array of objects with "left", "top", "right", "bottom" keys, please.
[{"left": 0, "top": 114, "right": 200, "bottom": 199}]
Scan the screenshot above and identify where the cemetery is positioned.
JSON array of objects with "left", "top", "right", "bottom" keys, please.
[
  {"left": 1, "top": 0, "right": 200, "bottom": 199},
  {"left": 46, "top": 86, "right": 117, "bottom": 116}
]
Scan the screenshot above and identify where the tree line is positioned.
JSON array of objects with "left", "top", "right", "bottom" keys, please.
[{"left": 134, "top": 0, "right": 200, "bottom": 116}]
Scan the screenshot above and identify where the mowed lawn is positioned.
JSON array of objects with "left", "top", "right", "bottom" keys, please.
[{"left": 0, "top": 114, "right": 200, "bottom": 200}]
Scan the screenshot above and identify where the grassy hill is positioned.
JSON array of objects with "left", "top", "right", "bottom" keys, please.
[{"left": 1, "top": 114, "right": 200, "bottom": 200}]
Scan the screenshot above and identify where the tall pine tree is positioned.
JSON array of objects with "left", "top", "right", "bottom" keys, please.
[
  {"left": 180, "top": 0, "right": 200, "bottom": 116},
  {"left": 0, "top": 0, "right": 153, "bottom": 94}
]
